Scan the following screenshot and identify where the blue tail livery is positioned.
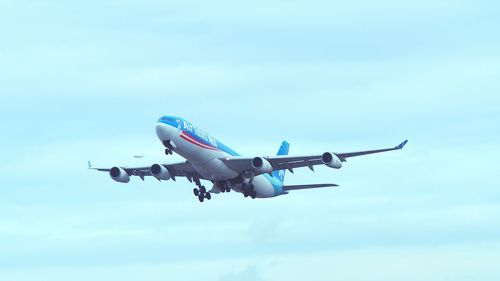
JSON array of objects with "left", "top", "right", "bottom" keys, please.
[{"left": 273, "top": 141, "right": 290, "bottom": 183}]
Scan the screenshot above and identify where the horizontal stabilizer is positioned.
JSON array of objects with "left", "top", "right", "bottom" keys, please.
[{"left": 283, "top": 183, "right": 338, "bottom": 191}]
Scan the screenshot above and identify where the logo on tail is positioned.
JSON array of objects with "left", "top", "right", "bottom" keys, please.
[{"left": 273, "top": 141, "right": 290, "bottom": 183}]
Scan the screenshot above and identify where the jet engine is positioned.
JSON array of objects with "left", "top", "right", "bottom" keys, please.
[
  {"left": 321, "top": 152, "right": 342, "bottom": 169},
  {"left": 109, "top": 167, "right": 130, "bottom": 183},
  {"left": 150, "top": 164, "right": 171, "bottom": 180},
  {"left": 252, "top": 157, "right": 273, "bottom": 174}
]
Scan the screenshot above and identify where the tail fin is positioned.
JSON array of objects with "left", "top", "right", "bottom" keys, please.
[{"left": 272, "top": 141, "right": 290, "bottom": 183}]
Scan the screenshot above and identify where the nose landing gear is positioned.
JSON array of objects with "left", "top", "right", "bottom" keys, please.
[{"left": 162, "top": 140, "right": 176, "bottom": 155}]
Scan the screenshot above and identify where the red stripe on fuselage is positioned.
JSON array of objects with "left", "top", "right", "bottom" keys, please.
[{"left": 180, "top": 133, "right": 219, "bottom": 151}]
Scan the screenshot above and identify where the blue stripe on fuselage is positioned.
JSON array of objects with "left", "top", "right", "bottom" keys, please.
[{"left": 157, "top": 116, "right": 285, "bottom": 196}]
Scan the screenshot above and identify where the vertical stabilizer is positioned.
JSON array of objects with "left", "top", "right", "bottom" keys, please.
[{"left": 272, "top": 141, "right": 289, "bottom": 183}]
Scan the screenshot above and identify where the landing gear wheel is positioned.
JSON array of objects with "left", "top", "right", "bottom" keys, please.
[
  {"left": 200, "top": 186, "right": 207, "bottom": 194},
  {"left": 165, "top": 149, "right": 172, "bottom": 155},
  {"left": 251, "top": 191, "right": 257, "bottom": 199},
  {"left": 226, "top": 186, "right": 231, "bottom": 192},
  {"left": 205, "top": 192, "right": 211, "bottom": 200},
  {"left": 193, "top": 188, "right": 200, "bottom": 196},
  {"left": 198, "top": 194, "right": 205, "bottom": 202},
  {"left": 243, "top": 190, "right": 249, "bottom": 197}
]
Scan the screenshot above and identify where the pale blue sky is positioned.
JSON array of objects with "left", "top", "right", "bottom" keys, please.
[{"left": 1, "top": 1, "right": 499, "bottom": 280}]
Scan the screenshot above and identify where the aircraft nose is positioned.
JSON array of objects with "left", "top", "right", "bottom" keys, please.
[
  {"left": 155, "top": 123, "right": 166, "bottom": 139},
  {"left": 155, "top": 122, "right": 176, "bottom": 140}
]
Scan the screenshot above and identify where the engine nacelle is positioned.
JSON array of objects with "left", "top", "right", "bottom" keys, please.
[
  {"left": 252, "top": 157, "right": 273, "bottom": 174},
  {"left": 150, "top": 164, "right": 171, "bottom": 180},
  {"left": 109, "top": 167, "right": 130, "bottom": 183},
  {"left": 322, "top": 152, "right": 342, "bottom": 169}
]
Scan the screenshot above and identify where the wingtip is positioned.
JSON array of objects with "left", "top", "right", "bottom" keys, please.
[{"left": 397, "top": 140, "right": 408, "bottom": 149}]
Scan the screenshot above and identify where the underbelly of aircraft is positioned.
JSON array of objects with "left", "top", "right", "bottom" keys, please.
[
  {"left": 191, "top": 160, "right": 276, "bottom": 198},
  {"left": 230, "top": 176, "right": 276, "bottom": 198}
]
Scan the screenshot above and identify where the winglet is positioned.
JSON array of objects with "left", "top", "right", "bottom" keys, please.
[
  {"left": 88, "top": 161, "right": 92, "bottom": 169},
  {"left": 396, "top": 140, "right": 408, "bottom": 149}
]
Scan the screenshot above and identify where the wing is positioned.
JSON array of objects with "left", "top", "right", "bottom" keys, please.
[
  {"left": 283, "top": 183, "right": 339, "bottom": 191},
  {"left": 88, "top": 160, "right": 206, "bottom": 181},
  {"left": 221, "top": 140, "right": 408, "bottom": 173},
  {"left": 335, "top": 140, "right": 408, "bottom": 160}
]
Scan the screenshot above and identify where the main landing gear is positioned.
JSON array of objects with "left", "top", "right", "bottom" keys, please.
[
  {"left": 192, "top": 177, "right": 211, "bottom": 203},
  {"left": 193, "top": 186, "right": 211, "bottom": 202},
  {"left": 242, "top": 183, "right": 257, "bottom": 199},
  {"left": 219, "top": 182, "right": 231, "bottom": 193}
]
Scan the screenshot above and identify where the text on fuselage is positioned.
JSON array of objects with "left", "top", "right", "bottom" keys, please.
[{"left": 182, "top": 120, "right": 218, "bottom": 147}]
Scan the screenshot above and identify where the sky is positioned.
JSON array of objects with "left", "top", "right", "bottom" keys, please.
[{"left": 0, "top": 0, "right": 499, "bottom": 280}]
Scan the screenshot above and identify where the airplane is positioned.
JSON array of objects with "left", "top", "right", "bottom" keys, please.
[{"left": 89, "top": 116, "right": 408, "bottom": 203}]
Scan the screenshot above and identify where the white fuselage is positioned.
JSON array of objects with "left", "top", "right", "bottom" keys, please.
[{"left": 155, "top": 122, "right": 278, "bottom": 198}]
